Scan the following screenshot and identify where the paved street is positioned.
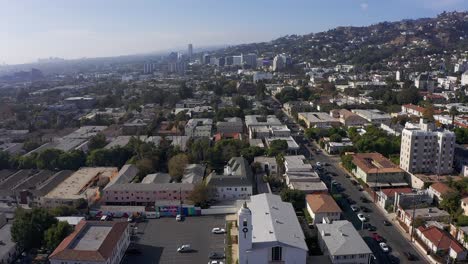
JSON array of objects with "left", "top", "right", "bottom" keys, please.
[
  {"left": 302, "top": 139, "right": 426, "bottom": 264},
  {"left": 281, "top": 110, "right": 427, "bottom": 264}
]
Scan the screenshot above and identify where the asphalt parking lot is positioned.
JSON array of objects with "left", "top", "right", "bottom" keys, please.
[{"left": 122, "top": 215, "right": 226, "bottom": 264}]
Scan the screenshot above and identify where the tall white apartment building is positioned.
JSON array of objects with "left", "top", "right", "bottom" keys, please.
[{"left": 400, "top": 119, "right": 455, "bottom": 175}]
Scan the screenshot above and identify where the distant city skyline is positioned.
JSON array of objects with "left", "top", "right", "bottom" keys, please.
[{"left": 0, "top": 0, "right": 467, "bottom": 65}]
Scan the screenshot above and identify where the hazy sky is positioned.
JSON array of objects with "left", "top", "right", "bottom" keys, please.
[{"left": 1, "top": 0, "right": 467, "bottom": 64}]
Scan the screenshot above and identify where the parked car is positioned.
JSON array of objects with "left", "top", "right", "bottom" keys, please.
[
  {"left": 176, "top": 214, "right": 183, "bottom": 221},
  {"left": 357, "top": 213, "right": 366, "bottom": 222},
  {"left": 360, "top": 206, "right": 370, "bottom": 213},
  {"left": 379, "top": 242, "right": 389, "bottom": 253},
  {"left": 316, "top": 162, "right": 322, "bottom": 167},
  {"left": 126, "top": 247, "right": 141, "bottom": 255},
  {"left": 211, "top": 227, "right": 226, "bottom": 234},
  {"left": 208, "top": 261, "right": 225, "bottom": 264},
  {"left": 177, "top": 244, "right": 192, "bottom": 253},
  {"left": 360, "top": 197, "right": 369, "bottom": 203},
  {"left": 100, "top": 215, "right": 111, "bottom": 221},
  {"left": 351, "top": 180, "right": 358, "bottom": 186},
  {"left": 383, "top": 220, "right": 391, "bottom": 226},
  {"left": 127, "top": 215, "right": 134, "bottom": 222},
  {"left": 404, "top": 252, "right": 416, "bottom": 261},
  {"left": 372, "top": 232, "right": 383, "bottom": 242},
  {"left": 209, "top": 252, "right": 225, "bottom": 259},
  {"left": 350, "top": 205, "right": 360, "bottom": 212},
  {"left": 367, "top": 225, "right": 377, "bottom": 231}
]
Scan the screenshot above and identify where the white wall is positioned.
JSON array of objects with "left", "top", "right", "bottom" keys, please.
[
  {"left": 214, "top": 186, "right": 252, "bottom": 200},
  {"left": 243, "top": 245, "right": 307, "bottom": 264}
]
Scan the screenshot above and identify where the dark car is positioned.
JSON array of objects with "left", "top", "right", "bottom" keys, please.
[
  {"left": 383, "top": 220, "right": 391, "bottom": 226},
  {"left": 367, "top": 225, "right": 377, "bottom": 231},
  {"left": 404, "top": 252, "right": 417, "bottom": 261},
  {"left": 209, "top": 252, "right": 226, "bottom": 259},
  {"left": 372, "top": 232, "right": 384, "bottom": 242},
  {"left": 126, "top": 248, "right": 142, "bottom": 255},
  {"left": 360, "top": 206, "right": 370, "bottom": 213},
  {"left": 351, "top": 180, "right": 358, "bottom": 186},
  {"left": 360, "top": 197, "right": 369, "bottom": 203}
]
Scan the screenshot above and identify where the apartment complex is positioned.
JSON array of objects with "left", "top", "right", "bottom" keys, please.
[{"left": 400, "top": 120, "right": 455, "bottom": 175}]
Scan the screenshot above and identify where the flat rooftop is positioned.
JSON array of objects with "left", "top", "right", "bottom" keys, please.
[
  {"left": 71, "top": 225, "right": 112, "bottom": 251},
  {"left": 45, "top": 167, "right": 117, "bottom": 200},
  {"left": 299, "top": 112, "right": 338, "bottom": 123}
]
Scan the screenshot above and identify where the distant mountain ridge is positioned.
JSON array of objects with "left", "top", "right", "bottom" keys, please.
[{"left": 216, "top": 11, "right": 468, "bottom": 68}]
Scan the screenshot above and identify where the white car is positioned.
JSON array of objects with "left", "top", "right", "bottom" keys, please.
[
  {"left": 350, "top": 205, "right": 360, "bottom": 212},
  {"left": 357, "top": 213, "right": 366, "bottom": 222},
  {"left": 212, "top": 227, "right": 226, "bottom": 234},
  {"left": 177, "top": 244, "right": 191, "bottom": 253},
  {"left": 379, "top": 242, "right": 389, "bottom": 253},
  {"left": 176, "top": 214, "right": 183, "bottom": 221},
  {"left": 316, "top": 162, "right": 322, "bottom": 167},
  {"left": 208, "top": 261, "right": 224, "bottom": 264}
]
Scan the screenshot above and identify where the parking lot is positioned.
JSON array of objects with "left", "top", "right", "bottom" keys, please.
[{"left": 122, "top": 215, "right": 227, "bottom": 264}]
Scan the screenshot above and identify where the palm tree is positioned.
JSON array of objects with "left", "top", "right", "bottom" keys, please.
[{"left": 449, "top": 106, "right": 459, "bottom": 128}]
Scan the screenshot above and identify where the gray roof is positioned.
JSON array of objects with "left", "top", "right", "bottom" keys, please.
[
  {"left": 0, "top": 224, "right": 16, "bottom": 259},
  {"left": 248, "top": 193, "right": 308, "bottom": 251},
  {"left": 104, "top": 182, "right": 194, "bottom": 192},
  {"left": 107, "top": 164, "right": 138, "bottom": 186},
  {"left": 182, "top": 164, "right": 205, "bottom": 184},
  {"left": 206, "top": 157, "right": 253, "bottom": 187},
  {"left": 141, "top": 173, "right": 171, "bottom": 184},
  {"left": 316, "top": 220, "right": 372, "bottom": 256}
]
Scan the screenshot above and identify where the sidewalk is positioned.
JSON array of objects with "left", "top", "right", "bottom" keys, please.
[{"left": 373, "top": 200, "right": 436, "bottom": 264}]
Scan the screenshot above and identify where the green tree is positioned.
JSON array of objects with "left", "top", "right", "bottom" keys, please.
[
  {"left": 280, "top": 189, "right": 305, "bottom": 210},
  {"left": 44, "top": 221, "right": 73, "bottom": 251},
  {"left": 454, "top": 128, "right": 468, "bottom": 144},
  {"left": 232, "top": 95, "right": 250, "bottom": 110},
  {"left": 341, "top": 154, "right": 356, "bottom": 171},
  {"left": 88, "top": 133, "right": 107, "bottom": 151},
  {"left": 267, "top": 139, "right": 288, "bottom": 157},
  {"left": 187, "top": 183, "right": 212, "bottom": 207},
  {"left": 440, "top": 191, "right": 461, "bottom": 217},
  {"left": 449, "top": 106, "right": 460, "bottom": 127},
  {"left": 58, "top": 150, "right": 86, "bottom": 170},
  {"left": 36, "top": 149, "right": 64, "bottom": 170},
  {"left": 50, "top": 205, "right": 78, "bottom": 217},
  {"left": 11, "top": 208, "right": 57, "bottom": 250},
  {"left": 168, "top": 154, "right": 190, "bottom": 182},
  {"left": 329, "top": 133, "right": 342, "bottom": 142},
  {"left": 413, "top": 216, "right": 426, "bottom": 228}
]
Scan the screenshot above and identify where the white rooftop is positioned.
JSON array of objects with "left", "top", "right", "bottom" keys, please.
[
  {"left": 316, "top": 220, "right": 372, "bottom": 256},
  {"left": 248, "top": 193, "right": 308, "bottom": 251},
  {"left": 71, "top": 225, "right": 112, "bottom": 251}
]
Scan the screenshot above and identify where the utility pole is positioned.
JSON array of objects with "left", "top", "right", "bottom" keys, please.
[{"left": 410, "top": 194, "right": 417, "bottom": 242}]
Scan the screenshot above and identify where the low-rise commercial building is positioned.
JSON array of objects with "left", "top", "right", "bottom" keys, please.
[
  {"left": 352, "top": 153, "right": 407, "bottom": 187},
  {"left": 298, "top": 112, "right": 340, "bottom": 128},
  {"left": 317, "top": 220, "right": 372, "bottom": 264},
  {"left": 330, "top": 109, "right": 367, "bottom": 127},
  {"left": 49, "top": 220, "right": 130, "bottom": 264},
  {"left": 43, "top": 167, "right": 118, "bottom": 207},
  {"left": 351, "top": 109, "right": 391, "bottom": 125}
]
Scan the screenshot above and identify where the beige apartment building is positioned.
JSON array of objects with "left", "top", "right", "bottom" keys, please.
[{"left": 400, "top": 120, "right": 455, "bottom": 175}]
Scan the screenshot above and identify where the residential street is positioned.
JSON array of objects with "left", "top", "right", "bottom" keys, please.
[{"left": 283, "top": 112, "right": 427, "bottom": 264}]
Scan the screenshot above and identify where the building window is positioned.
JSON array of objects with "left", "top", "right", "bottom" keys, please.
[{"left": 271, "top": 246, "right": 282, "bottom": 261}]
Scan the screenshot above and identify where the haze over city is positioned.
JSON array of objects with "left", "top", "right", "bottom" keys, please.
[
  {"left": 1, "top": 1, "right": 468, "bottom": 264},
  {"left": 1, "top": 0, "right": 467, "bottom": 64}
]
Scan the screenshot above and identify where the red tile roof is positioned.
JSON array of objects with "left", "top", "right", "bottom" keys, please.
[
  {"left": 213, "top": 132, "right": 241, "bottom": 142},
  {"left": 352, "top": 153, "right": 403, "bottom": 174},
  {"left": 403, "top": 104, "right": 425, "bottom": 113},
  {"left": 50, "top": 220, "right": 128, "bottom": 262},
  {"left": 306, "top": 193, "right": 342, "bottom": 213},
  {"left": 380, "top": 187, "right": 413, "bottom": 198},
  {"left": 417, "top": 226, "right": 465, "bottom": 253},
  {"left": 430, "top": 182, "right": 454, "bottom": 196}
]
